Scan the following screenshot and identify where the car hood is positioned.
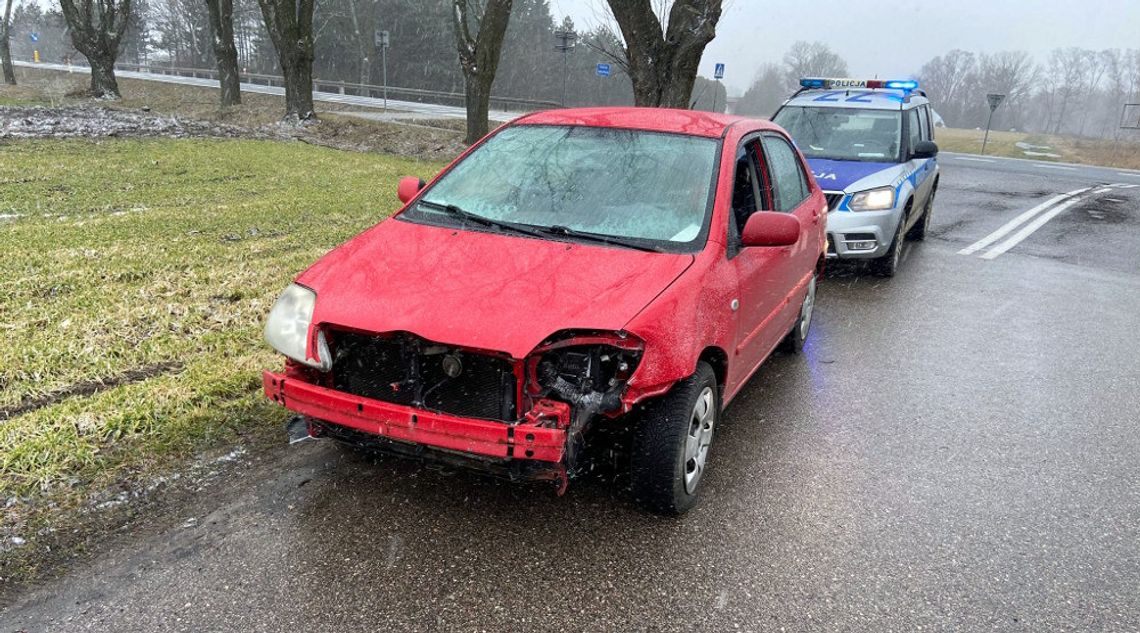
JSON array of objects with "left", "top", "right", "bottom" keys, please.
[
  {"left": 297, "top": 219, "right": 695, "bottom": 359},
  {"left": 807, "top": 158, "right": 898, "bottom": 192}
]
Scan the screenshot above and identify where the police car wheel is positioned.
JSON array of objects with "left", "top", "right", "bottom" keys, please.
[
  {"left": 907, "top": 191, "right": 935, "bottom": 241},
  {"left": 871, "top": 216, "right": 906, "bottom": 278}
]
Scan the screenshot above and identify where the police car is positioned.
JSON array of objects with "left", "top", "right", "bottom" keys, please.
[{"left": 773, "top": 78, "right": 939, "bottom": 277}]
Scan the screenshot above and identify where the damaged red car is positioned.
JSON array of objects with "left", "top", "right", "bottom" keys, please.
[{"left": 262, "top": 107, "right": 827, "bottom": 514}]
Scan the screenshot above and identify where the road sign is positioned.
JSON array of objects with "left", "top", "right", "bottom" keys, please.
[
  {"left": 29, "top": 32, "right": 39, "bottom": 43},
  {"left": 981, "top": 93, "right": 1007, "bottom": 155},
  {"left": 596, "top": 63, "right": 611, "bottom": 78},
  {"left": 987, "top": 93, "right": 1006, "bottom": 111},
  {"left": 714, "top": 63, "right": 725, "bottom": 80},
  {"left": 374, "top": 30, "right": 390, "bottom": 49}
]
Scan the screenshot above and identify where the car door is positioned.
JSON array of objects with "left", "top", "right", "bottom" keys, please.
[
  {"left": 726, "top": 136, "right": 794, "bottom": 389},
  {"left": 763, "top": 132, "right": 826, "bottom": 276},
  {"left": 905, "top": 106, "right": 936, "bottom": 217}
]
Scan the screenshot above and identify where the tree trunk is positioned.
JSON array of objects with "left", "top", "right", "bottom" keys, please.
[
  {"left": 89, "top": 54, "right": 122, "bottom": 99},
  {"left": 256, "top": 0, "right": 316, "bottom": 123},
  {"left": 606, "top": 0, "right": 722, "bottom": 109},
  {"left": 282, "top": 55, "right": 315, "bottom": 121},
  {"left": 58, "top": 0, "right": 131, "bottom": 100},
  {"left": 205, "top": 0, "right": 242, "bottom": 106},
  {"left": 452, "top": 0, "right": 514, "bottom": 145},
  {"left": 463, "top": 74, "right": 492, "bottom": 144},
  {"left": 1, "top": 0, "right": 15, "bottom": 85}
]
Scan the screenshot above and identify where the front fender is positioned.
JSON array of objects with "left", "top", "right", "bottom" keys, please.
[{"left": 621, "top": 248, "right": 735, "bottom": 408}]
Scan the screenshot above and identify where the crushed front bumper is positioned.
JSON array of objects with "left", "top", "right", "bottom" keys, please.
[{"left": 263, "top": 371, "right": 568, "bottom": 463}]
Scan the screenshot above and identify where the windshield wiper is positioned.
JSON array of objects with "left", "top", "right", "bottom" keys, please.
[
  {"left": 416, "top": 200, "right": 547, "bottom": 239},
  {"left": 536, "top": 225, "right": 664, "bottom": 253}
]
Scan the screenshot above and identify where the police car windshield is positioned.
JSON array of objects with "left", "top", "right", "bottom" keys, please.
[{"left": 773, "top": 106, "right": 902, "bottom": 163}]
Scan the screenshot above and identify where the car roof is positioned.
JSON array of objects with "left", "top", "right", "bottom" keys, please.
[
  {"left": 784, "top": 89, "right": 929, "bottom": 111},
  {"left": 515, "top": 107, "right": 774, "bottom": 138}
]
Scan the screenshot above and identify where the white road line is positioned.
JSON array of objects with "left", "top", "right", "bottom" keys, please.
[
  {"left": 953, "top": 157, "right": 996, "bottom": 163},
  {"left": 1094, "top": 187, "right": 1113, "bottom": 194},
  {"left": 980, "top": 197, "right": 1083, "bottom": 260},
  {"left": 1039, "top": 164, "right": 1077, "bottom": 171},
  {"left": 957, "top": 187, "right": 1091, "bottom": 256},
  {"left": 1116, "top": 173, "right": 1140, "bottom": 179}
]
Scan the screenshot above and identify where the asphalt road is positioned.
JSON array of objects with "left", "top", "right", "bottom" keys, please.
[{"left": 3, "top": 157, "right": 1139, "bottom": 632}]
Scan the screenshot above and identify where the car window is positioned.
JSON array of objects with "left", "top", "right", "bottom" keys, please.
[
  {"left": 730, "top": 140, "right": 764, "bottom": 238},
  {"left": 402, "top": 125, "right": 720, "bottom": 251},
  {"left": 917, "top": 105, "right": 932, "bottom": 142},
  {"left": 762, "top": 135, "right": 810, "bottom": 212},
  {"left": 773, "top": 106, "right": 902, "bottom": 162},
  {"left": 907, "top": 108, "right": 922, "bottom": 156}
]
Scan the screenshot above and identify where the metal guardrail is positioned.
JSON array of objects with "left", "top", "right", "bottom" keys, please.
[{"left": 99, "top": 61, "right": 560, "bottom": 112}]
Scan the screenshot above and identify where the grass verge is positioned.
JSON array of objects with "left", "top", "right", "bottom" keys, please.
[
  {"left": 935, "top": 127, "right": 1140, "bottom": 170},
  {"left": 0, "top": 137, "right": 447, "bottom": 581}
]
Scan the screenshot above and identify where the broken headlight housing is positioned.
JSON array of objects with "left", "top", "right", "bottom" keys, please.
[
  {"left": 528, "top": 331, "right": 643, "bottom": 412},
  {"left": 264, "top": 283, "right": 330, "bottom": 371}
]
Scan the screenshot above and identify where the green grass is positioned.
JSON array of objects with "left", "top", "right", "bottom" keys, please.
[{"left": 0, "top": 138, "right": 446, "bottom": 498}]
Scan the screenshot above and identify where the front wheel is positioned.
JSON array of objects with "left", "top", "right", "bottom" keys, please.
[
  {"left": 906, "top": 189, "right": 936, "bottom": 241},
  {"left": 631, "top": 362, "right": 719, "bottom": 515},
  {"left": 870, "top": 213, "right": 906, "bottom": 278}
]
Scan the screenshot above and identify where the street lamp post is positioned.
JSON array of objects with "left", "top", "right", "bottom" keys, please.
[{"left": 375, "top": 29, "right": 390, "bottom": 110}]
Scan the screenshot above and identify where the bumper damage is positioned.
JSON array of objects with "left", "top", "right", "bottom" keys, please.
[{"left": 264, "top": 371, "right": 575, "bottom": 490}]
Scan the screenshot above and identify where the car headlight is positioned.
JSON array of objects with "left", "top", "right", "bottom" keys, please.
[
  {"left": 264, "top": 283, "right": 330, "bottom": 371},
  {"left": 848, "top": 186, "right": 895, "bottom": 211}
]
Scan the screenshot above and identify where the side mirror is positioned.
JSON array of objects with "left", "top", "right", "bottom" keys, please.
[
  {"left": 912, "top": 140, "right": 939, "bottom": 159},
  {"left": 397, "top": 176, "right": 426, "bottom": 203},
  {"left": 741, "top": 212, "right": 801, "bottom": 248}
]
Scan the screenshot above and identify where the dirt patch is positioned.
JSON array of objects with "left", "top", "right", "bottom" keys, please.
[
  {"left": 0, "top": 105, "right": 262, "bottom": 141},
  {"left": 0, "top": 361, "right": 184, "bottom": 421}
]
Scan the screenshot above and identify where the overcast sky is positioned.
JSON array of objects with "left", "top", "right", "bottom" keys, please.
[{"left": 549, "top": 0, "right": 1140, "bottom": 94}]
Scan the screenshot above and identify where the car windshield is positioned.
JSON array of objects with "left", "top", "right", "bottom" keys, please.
[
  {"left": 400, "top": 125, "right": 719, "bottom": 251},
  {"left": 773, "top": 106, "right": 902, "bottom": 162}
]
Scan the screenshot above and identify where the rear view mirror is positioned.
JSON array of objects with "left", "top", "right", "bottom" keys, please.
[
  {"left": 741, "top": 212, "right": 801, "bottom": 248},
  {"left": 397, "top": 176, "right": 426, "bottom": 203},
  {"left": 912, "top": 140, "right": 939, "bottom": 159}
]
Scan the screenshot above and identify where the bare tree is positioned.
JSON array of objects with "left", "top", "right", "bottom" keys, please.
[
  {"left": 452, "top": 0, "right": 514, "bottom": 144},
  {"left": 1, "top": 0, "right": 15, "bottom": 85},
  {"left": 782, "top": 41, "right": 848, "bottom": 89},
  {"left": 204, "top": 0, "right": 241, "bottom": 106},
  {"left": 604, "top": 0, "right": 722, "bottom": 108},
  {"left": 735, "top": 63, "right": 785, "bottom": 118},
  {"left": 59, "top": 0, "right": 134, "bottom": 99},
  {"left": 256, "top": 0, "right": 315, "bottom": 121}
]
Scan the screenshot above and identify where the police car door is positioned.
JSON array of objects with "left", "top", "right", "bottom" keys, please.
[{"left": 905, "top": 106, "right": 935, "bottom": 215}]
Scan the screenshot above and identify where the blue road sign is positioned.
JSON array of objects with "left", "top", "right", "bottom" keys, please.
[
  {"left": 714, "top": 63, "right": 725, "bottom": 80},
  {"left": 29, "top": 32, "right": 40, "bottom": 43},
  {"left": 596, "top": 63, "right": 611, "bottom": 78}
]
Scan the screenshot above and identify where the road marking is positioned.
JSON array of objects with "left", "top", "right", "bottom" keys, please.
[
  {"left": 980, "top": 197, "right": 1083, "bottom": 260},
  {"left": 957, "top": 187, "right": 1090, "bottom": 256},
  {"left": 1116, "top": 173, "right": 1140, "bottom": 179},
  {"left": 1094, "top": 187, "right": 1113, "bottom": 194},
  {"left": 1038, "top": 164, "right": 1077, "bottom": 171},
  {"left": 953, "top": 157, "right": 996, "bottom": 163}
]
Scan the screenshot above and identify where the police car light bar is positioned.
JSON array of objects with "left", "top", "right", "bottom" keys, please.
[{"left": 800, "top": 78, "right": 919, "bottom": 91}]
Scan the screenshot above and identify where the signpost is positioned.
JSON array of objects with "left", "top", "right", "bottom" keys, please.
[
  {"left": 712, "top": 63, "right": 725, "bottom": 113},
  {"left": 375, "top": 30, "right": 390, "bottom": 109},
  {"left": 30, "top": 32, "right": 40, "bottom": 63},
  {"left": 596, "top": 63, "right": 611, "bottom": 78},
  {"left": 981, "top": 93, "right": 1006, "bottom": 155},
  {"left": 554, "top": 29, "right": 577, "bottom": 107}
]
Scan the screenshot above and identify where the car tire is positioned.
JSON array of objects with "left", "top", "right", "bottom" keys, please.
[
  {"left": 871, "top": 210, "right": 907, "bottom": 278},
  {"left": 779, "top": 273, "right": 817, "bottom": 354},
  {"left": 906, "top": 189, "right": 936, "bottom": 241},
  {"left": 631, "top": 362, "right": 719, "bottom": 515}
]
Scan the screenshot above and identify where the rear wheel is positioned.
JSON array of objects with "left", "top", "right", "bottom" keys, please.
[
  {"left": 779, "top": 273, "right": 816, "bottom": 353},
  {"left": 871, "top": 211, "right": 907, "bottom": 278},
  {"left": 631, "top": 362, "right": 718, "bottom": 515}
]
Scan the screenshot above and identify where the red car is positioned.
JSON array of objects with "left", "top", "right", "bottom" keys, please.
[{"left": 263, "top": 108, "right": 827, "bottom": 514}]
